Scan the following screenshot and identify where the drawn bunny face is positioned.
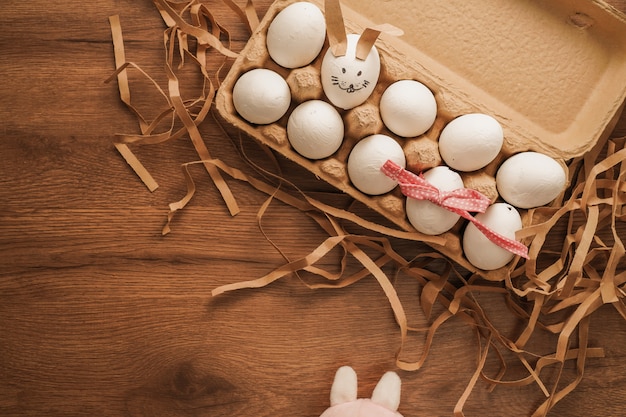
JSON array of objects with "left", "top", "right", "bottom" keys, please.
[
  {"left": 319, "top": 366, "right": 404, "bottom": 417},
  {"left": 330, "top": 65, "right": 370, "bottom": 94},
  {"left": 321, "top": 33, "right": 381, "bottom": 110}
]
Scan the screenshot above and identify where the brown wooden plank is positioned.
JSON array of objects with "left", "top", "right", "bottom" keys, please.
[{"left": 1, "top": 0, "right": 626, "bottom": 417}]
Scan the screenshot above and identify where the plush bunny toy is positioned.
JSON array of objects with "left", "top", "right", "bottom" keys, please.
[{"left": 319, "top": 366, "right": 404, "bottom": 417}]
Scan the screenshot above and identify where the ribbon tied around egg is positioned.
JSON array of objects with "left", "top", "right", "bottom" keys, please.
[{"left": 381, "top": 160, "right": 529, "bottom": 259}]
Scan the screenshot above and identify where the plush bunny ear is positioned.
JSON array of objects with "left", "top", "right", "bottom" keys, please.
[
  {"left": 330, "top": 366, "right": 358, "bottom": 406},
  {"left": 371, "top": 371, "right": 401, "bottom": 411}
]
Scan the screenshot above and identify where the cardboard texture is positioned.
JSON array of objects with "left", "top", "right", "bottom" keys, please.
[
  {"left": 216, "top": 0, "right": 626, "bottom": 274},
  {"left": 342, "top": 0, "right": 626, "bottom": 158}
]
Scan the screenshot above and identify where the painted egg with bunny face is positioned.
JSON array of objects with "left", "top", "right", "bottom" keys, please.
[{"left": 321, "top": 33, "right": 380, "bottom": 110}]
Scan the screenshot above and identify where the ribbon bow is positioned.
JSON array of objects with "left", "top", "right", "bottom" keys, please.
[{"left": 381, "top": 160, "right": 529, "bottom": 259}]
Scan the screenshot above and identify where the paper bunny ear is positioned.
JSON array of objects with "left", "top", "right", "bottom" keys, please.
[
  {"left": 330, "top": 366, "right": 358, "bottom": 406},
  {"left": 325, "top": 0, "right": 404, "bottom": 59},
  {"left": 355, "top": 24, "right": 404, "bottom": 60},
  {"left": 371, "top": 371, "right": 402, "bottom": 411},
  {"left": 325, "top": 0, "right": 348, "bottom": 57}
]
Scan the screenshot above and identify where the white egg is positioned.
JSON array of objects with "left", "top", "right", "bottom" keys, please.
[
  {"left": 496, "top": 152, "right": 567, "bottom": 209},
  {"left": 379, "top": 80, "right": 437, "bottom": 137},
  {"left": 287, "top": 100, "right": 344, "bottom": 159},
  {"left": 438, "top": 113, "right": 504, "bottom": 172},
  {"left": 347, "top": 134, "right": 405, "bottom": 195},
  {"left": 266, "top": 2, "right": 326, "bottom": 69},
  {"left": 232, "top": 68, "right": 291, "bottom": 125},
  {"left": 462, "top": 203, "right": 523, "bottom": 270},
  {"left": 321, "top": 34, "right": 380, "bottom": 110},
  {"left": 406, "top": 166, "right": 463, "bottom": 235}
]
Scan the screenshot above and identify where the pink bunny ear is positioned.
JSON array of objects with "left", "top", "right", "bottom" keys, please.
[
  {"left": 325, "top": 0, "right": 348, "bottom": 56},
  {"left": 371, "top": 371, "right": 402, "bottom": 411},
  {"left": 330, "top": 366, "right": 358, "bottom": 406}
]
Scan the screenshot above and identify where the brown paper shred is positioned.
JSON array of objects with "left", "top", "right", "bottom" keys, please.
[
  {"left": 163, "top": 130, "right": 450, "bottom": 244},
  {"left": 164, "top": 55, "right": 240, "bottom": 217},
  {"left": 454, "top": 332, "right": 493, "bottom": 417},
  {"left": 221, "top": 0, "right": 260, "bottom": 33},
  {"left": 161, "top": 17, "right": 240, "bottom": 217},
  {"left": 153, "top": 0, "right": 239, "bottom": 58},
  {"left": 200, "top": 126, "right": 624, "bottom": 413},
  {"left": 419, "top": 261, "right": 452, "bottom": 319},
  {"left": 108, "top": 1, "right": 258, "bottom": 218},
  {"left": 108, "top": 2, "right": 626, "bottom": 415},
  {"left": 492, "top": 136, "right": 626, "bottom": 415},
  {"left": 107, "top": 16, "right": 160, "bottom": 192},
  {"left": 114, "top": 143, "right": 159, "bottom": 192},
  {"left": 211, "top": 234, "right": 348, "bottom": 295},
  {"left": 229, "top": 132, "right": 315, "bottom": 272},
  {"left": 531, "top": 316, "right": 593, "bottom": 417}
]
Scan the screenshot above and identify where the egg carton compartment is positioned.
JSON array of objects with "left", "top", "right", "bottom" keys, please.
[{"left": 216, "top": 0, "right": 626, "bottom": 276}]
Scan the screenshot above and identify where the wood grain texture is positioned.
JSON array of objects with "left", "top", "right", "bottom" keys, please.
[{"left": 1, "top": 1, "right": 626, "bottom": 417}]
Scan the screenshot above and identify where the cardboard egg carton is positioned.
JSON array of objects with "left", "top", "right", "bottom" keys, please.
[{"left": 216, "top": 0, "right": 626, "bottom": 275}]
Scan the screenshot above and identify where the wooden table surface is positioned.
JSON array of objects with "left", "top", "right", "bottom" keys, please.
[{"left": 2, "top": 1, "right": 626, "bottom": 416}]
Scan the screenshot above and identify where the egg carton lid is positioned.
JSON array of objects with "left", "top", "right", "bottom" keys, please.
[
  {"left": 215, "top": 0, "right": 626, "bottom": 277},
  {"left": 338, "top": 0, "right": 626, "bottom": 159}
]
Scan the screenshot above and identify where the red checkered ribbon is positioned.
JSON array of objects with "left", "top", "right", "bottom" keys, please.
[{"left": 381, "top": 160, "right": 528, "bottom": 259}]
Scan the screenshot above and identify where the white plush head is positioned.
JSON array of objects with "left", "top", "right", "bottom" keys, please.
[{"left": 320, "top": 366, "right": 403, "bottom": 417}]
